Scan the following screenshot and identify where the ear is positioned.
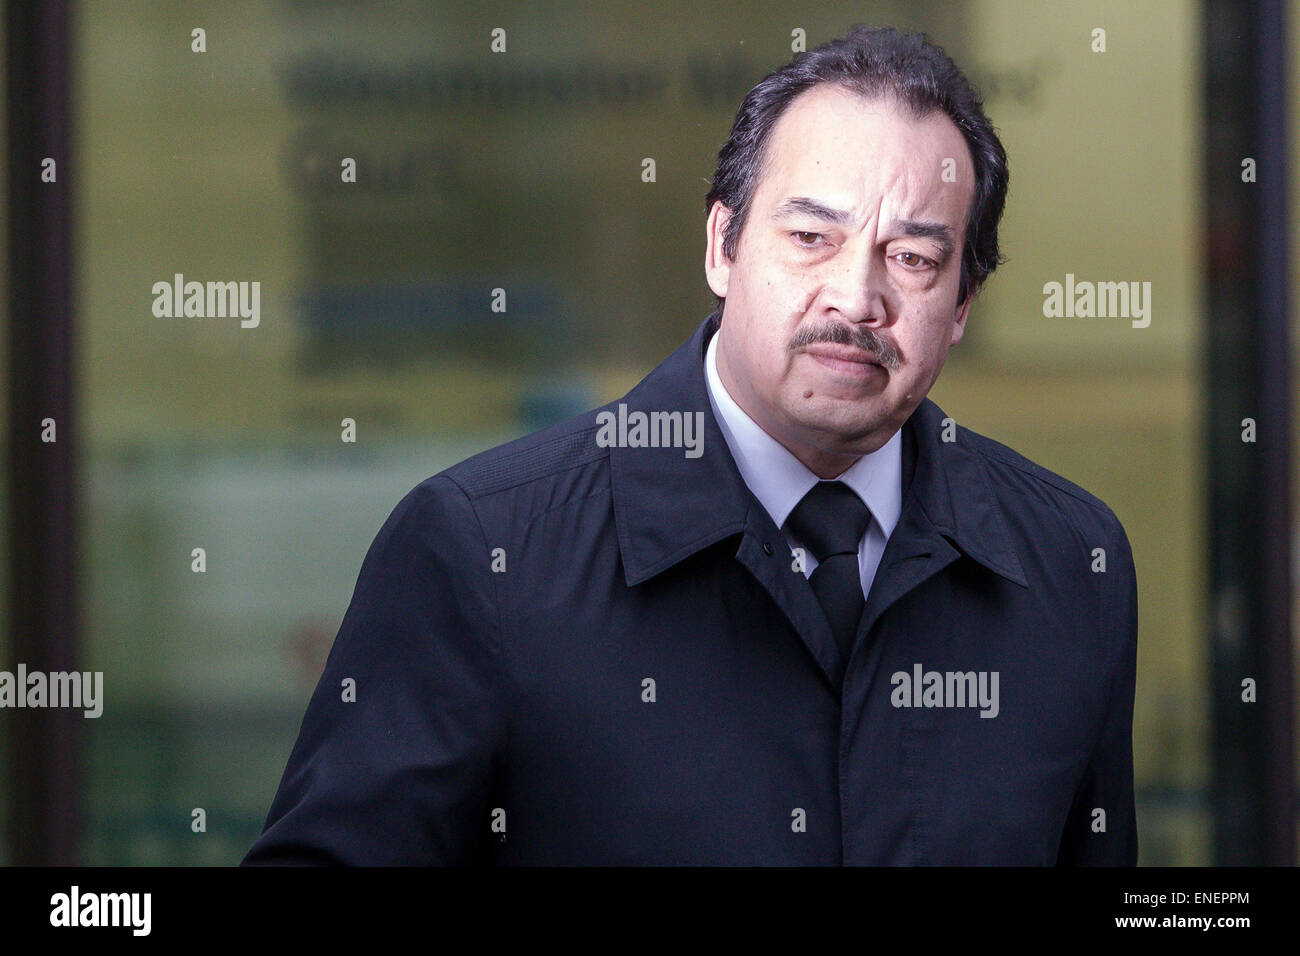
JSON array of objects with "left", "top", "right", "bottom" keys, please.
[
  {"left": 704, "top": 201, "right": 733, "bottom": 299},
  {"left": 949, "top": 284, "right": 976, "bottom": 346}
]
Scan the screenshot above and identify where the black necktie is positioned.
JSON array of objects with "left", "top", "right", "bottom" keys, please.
[{"left": 785, "top": 481, "right": 873, "bottom": 662}]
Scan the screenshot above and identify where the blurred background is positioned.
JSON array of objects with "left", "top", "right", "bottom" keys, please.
[{"left": 2, "top": 0, "right": 1296, "bottom": 865}]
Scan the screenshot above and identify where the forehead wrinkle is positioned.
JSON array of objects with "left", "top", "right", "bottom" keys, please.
[{"left": 878, "top": 160, "right": 969, "bottom": 241}]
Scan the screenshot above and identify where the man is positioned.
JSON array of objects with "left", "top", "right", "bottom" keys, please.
[{"left": 245, "top": 25, "right": 1138, "bottom": 866}]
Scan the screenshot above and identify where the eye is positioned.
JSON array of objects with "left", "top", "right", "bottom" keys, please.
[
  {"left": 792, "top": 231, "right": 823, "bottom": 247},
  {"left": 894, "top": 250, "right": 933, "bottom": 269}
]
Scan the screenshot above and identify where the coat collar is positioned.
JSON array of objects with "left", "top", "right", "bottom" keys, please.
[{"left": 608, "top": 311, "right": 1028, "bottom": 590}]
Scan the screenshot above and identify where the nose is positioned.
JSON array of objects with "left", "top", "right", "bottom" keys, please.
[{"left": 821, "top": 241, "right": 888, "bottom": 325}]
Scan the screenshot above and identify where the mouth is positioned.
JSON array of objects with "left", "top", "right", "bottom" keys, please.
[{"left": 801, "top": 344, "right": 887, "bottom": 379}]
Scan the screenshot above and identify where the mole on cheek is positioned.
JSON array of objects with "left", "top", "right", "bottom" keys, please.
[{"left": 802, "top": 390, "right": 814, "bottom": 399}]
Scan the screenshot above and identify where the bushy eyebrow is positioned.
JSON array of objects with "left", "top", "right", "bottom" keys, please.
[
  {"left": 897, "top": 219, "right": 957, "bottom": 261},
  {"left": 771, "top": 197, "right": 958, "bottom": 261},
  {"left": 770, "top": 196, "right": 854, "bottom": 225}
]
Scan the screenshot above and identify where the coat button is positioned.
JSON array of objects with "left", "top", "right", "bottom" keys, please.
[{"left": 762, "top": 541, "right": 773, "bottom": 555}]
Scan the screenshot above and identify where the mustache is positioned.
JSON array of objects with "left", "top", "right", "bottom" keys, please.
[{"left": 788, "top": 321, "right": 901, "bottom": 371}]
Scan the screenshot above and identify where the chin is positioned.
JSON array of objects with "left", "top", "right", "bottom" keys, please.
[
  {"left": 786, "top": 410, "right": 880, "bottom": 445},
  {"left": 797, "top": 391, "right": 895, "bottom": 423}
]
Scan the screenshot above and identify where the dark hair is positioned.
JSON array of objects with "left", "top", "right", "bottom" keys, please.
[{"left": 704, "top": 25, "right": 1009, "bottom": 309}]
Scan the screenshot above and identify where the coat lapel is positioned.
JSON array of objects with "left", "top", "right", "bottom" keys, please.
[{"left": 856, "top": 395, "right": 1030, "bottom": 652}]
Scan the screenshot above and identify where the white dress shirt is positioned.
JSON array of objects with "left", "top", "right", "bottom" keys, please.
[{"left": 703, "top": 326, "right": 903, "bottom": 600}]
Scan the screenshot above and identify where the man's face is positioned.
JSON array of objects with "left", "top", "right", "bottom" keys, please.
[{"left": 705, "top": 84, "right": 977, "bottom": 477}]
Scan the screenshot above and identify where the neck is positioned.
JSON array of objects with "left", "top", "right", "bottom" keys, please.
[{"left": 767, "top": 428, "right": 862, "bottom": 480}]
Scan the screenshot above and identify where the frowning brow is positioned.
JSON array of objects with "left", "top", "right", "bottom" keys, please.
[{"left": 771, "top": 198, "right": 957, "bottom": 260}]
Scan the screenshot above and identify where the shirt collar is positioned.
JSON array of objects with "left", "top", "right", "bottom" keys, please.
[{"left": 703, "top": 326, "right": 903, "bottom": 537}]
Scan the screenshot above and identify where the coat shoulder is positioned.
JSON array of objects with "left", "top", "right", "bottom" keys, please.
[
  {"left": 956, "top": 423, "right": 1128, "bottom": 542},
  {"left": 430, "top": 407, "right": 612, "bottom": 516}
]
